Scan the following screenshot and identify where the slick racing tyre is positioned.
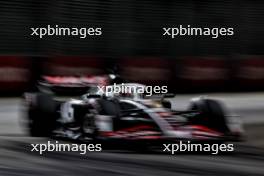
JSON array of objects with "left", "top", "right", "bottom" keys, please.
[
  {"left": 188, "top": 98, "right": 230, "bottom": 133},
  {"left": 28, "top": 93, "right": 57, "bottom": 137}
]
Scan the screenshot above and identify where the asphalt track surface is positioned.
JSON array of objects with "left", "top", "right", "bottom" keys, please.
[{"left": 1, "top": 93, "right": 264, "bottom": 176}]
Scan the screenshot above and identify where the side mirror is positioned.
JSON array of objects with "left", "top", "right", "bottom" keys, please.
[
  {"left": 163, "top": 93, "right": 175, "bottom": 98},
  {"left": 82, "top": 94, "right": 101, "bottom": 100}
]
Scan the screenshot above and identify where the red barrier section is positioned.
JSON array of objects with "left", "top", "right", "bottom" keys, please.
[
  {"left": 176, "top": 57, "right": 229, "bottom": 91},
  {"left": 0, "top": 56, "right": 31, "bottom": 93},
  {"left": 119, "top": 57, "right": 171, "bottom": 86},
  {"left": 0, "top": 55, "right": 263, "bottom": 94},
  {"left": 235, "top": 56, "right": 264, "bottom": 89},
  {"left": 43, "top": 56, "right": 104, "bottom": 76}
]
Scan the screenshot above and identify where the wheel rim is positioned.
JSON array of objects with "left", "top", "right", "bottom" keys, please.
[{"left": 82, "top": 114, "right": 95, "bottom": 134}]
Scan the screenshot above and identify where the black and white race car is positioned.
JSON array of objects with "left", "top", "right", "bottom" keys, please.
[{"left": 23, "top": 84, "right": 244, "bottom": 144}]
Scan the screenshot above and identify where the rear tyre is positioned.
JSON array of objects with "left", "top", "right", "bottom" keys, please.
[
  {"left": 188, "top": 98, "right": 230, "bottom": 133},
  {"left": 28, "top": 93, "right": 57, "bottom": 137}
]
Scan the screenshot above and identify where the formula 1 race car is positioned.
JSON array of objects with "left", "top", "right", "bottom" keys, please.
[{"left": 23, "top": 84, "right": 244, "bottom": 145}]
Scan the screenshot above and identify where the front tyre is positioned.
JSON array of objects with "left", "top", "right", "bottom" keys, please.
[{"left": 188, "top": 98, "right": 230, "bottom": 133}]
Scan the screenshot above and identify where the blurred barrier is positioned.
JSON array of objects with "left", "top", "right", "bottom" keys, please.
[
  {"left": 0, "top": 55, "right": 264, "bottom": 94},
  {"left": 234, "top": 56, "right": 264, "bottom": 91},
  {"left": 0, "top": 56, "right": 31, "bottom": 94},
  {"left": 173, "top": 57, "right": 230, "bottom": 92},
  {"left": 42, "top": 56, "right": 105, "bottom": 76},
  {"left": 119, "top": 57, "right": 172, "bottom": 86}
]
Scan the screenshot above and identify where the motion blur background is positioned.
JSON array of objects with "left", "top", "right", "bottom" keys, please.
[
  {"left": 0, "top": 0, "right": 264, "bottom": 94},
  {"left": 1, "top": 1, "right": 264, "bottom": 176}
]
